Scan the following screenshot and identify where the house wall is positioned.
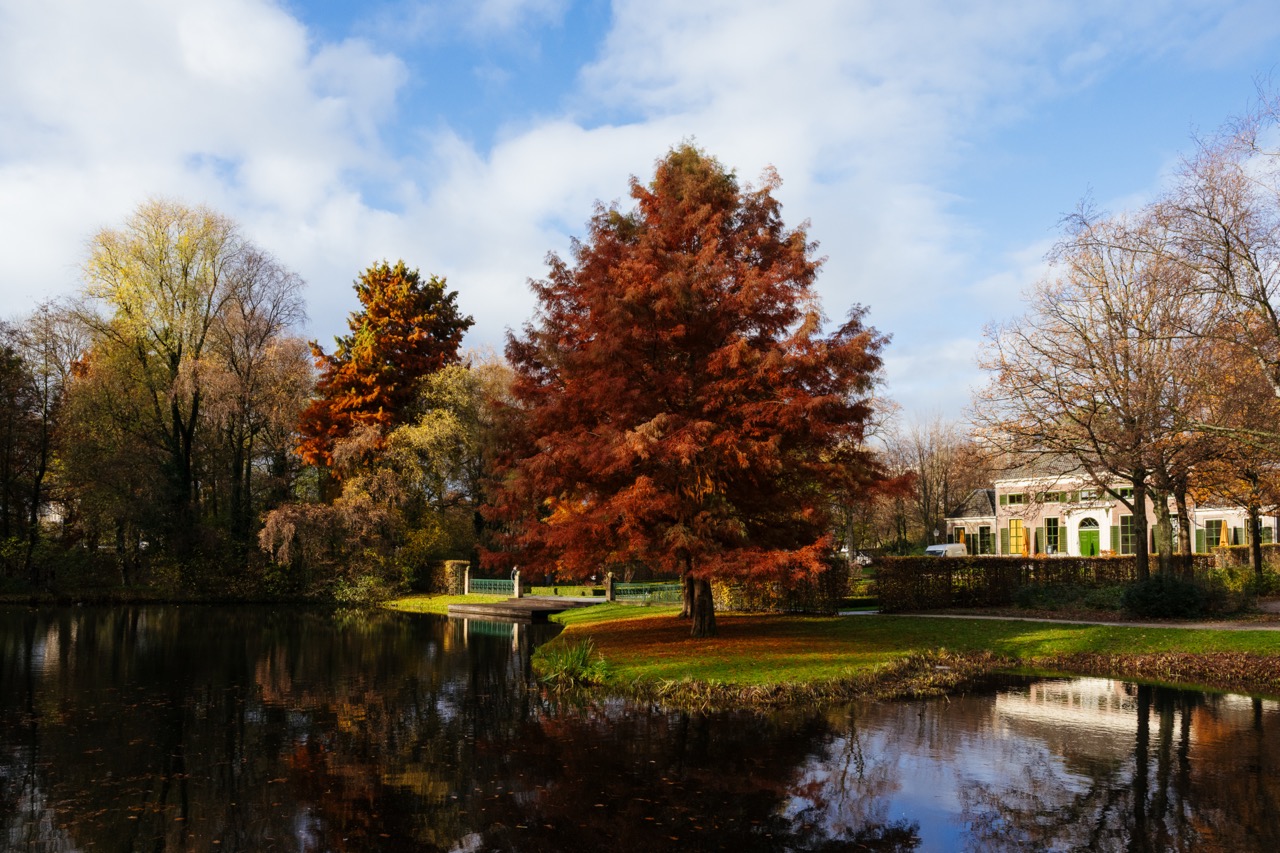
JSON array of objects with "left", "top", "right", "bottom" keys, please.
[
  {"left": 947, "top": 479, "right": 1280, "bottom": 557},
  {"left": 946, "top": 518, "right": 997, "bottom": 554},
  {"left": 1192, "top": 508, "right": 1278, "bottom": 550},
  {"left": 990, "top": 477, "right": 1280, "bottom": 556},
  {"left": 989, "top": 479, "right": 1141, "bottom": 556}
]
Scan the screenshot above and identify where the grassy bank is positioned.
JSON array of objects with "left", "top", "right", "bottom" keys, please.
[
  {"left": 384, "top": 593, "right": 507, "bottom": 615},
  {"left": 537, "top": 606, "right": 1280, "bottom": 710}
]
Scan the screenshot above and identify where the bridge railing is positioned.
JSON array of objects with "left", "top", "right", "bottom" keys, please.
[
  {"left": 468, "top": 578, "right": 515, "bottom": 595},
  {"left": 613, "top": 581, "right": 682, "bottom": 604}
]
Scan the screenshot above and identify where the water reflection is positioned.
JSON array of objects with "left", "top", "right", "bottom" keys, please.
[{"left": 1, "top": 606, "right": 1278, "bottom": 851}]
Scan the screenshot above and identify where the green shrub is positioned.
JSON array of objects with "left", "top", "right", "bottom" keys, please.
[
  {"left": 535, "top": 639, "right": 610, "bottom": 688},
  {"left": 333, "top": 572, "right": 399, "bottom": 607},
  {"left": 1013, "top": 584, "right": 1072, "bottom": 610},
  {"left": 1122, "top": 574, "right": 1206, "bottom": 619},
  {"left": 1081, "top": 584, "right": 1127, "bottom": 610},
  {"left": 1010, "top": 583, "right": 1125, "bottom": 612},
  {"left": 1250, "top": 572, "right": 1280, "bottom": 596}
]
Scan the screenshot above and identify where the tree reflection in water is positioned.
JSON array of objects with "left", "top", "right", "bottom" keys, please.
[
  {"left": 2, "top": 607, "right": 1279, "bottom": 851},
  {"left": 957, "top": 681, "right": 1280, "bottom": 852}
]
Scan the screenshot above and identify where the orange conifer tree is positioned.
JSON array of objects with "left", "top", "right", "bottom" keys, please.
[
  {"left": 297, "top": 260, "right": 472, "bottom": 470},
  {"left": 491, "top": 146, "right": 887, "bottom": 637}
]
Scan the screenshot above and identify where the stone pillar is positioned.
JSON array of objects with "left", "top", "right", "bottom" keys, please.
[
  {"left": 513, "top": 569, "right": 523, "bottom": 599},
  {"left": 606, "top": 571, "right": 615, "bottom": 602},
  {"left": 463, "top": 566, "right": 470, "bottom": 595}
]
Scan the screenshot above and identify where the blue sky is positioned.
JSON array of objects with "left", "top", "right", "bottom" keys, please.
[{"left": 4, "top": 0, "right": 1280, "bottom": 423}]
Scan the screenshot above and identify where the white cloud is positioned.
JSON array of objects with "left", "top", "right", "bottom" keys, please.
[
  {"left": 469, "top": 0, "right": 569, "bottom": 33},
  {"left": 1, "top": 0, "right": 1274, "bottom": 424},
  {"left": 0, "top": 0, "right": 406, "bottom": 324},
  {"left": 881, "top": 336, "right": 986, "bottom": 424},
  {"left": 367, "top": 0, "right": 569, "bottom": 44}
]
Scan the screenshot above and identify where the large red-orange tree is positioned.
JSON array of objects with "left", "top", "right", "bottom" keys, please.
[
  {"left": 297, "top": 260, "right": 472, "bottom": 471},
  {"left": 491, "top": 146, "right": 887, "bottom": 637}
]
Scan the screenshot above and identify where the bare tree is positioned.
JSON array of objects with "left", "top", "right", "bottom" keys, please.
[
  {"left": 205, "top": 248, "right": 309, "bottom": 556},
  {"left": 9, "top": 304, "right": 87, "bottom": 582},
  {"left": 883, "top": 417, "right": 991, "bottom": 549},
  {"left": 1161, "top": 95, "right": 1280, "bottom": 401},
  {"left": 977, "top": 212, "right": 1204, "bottom": 579}
]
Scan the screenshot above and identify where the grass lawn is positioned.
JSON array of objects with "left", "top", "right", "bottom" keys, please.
[
  {"left": 548, "top": 607, "right": 1280, "bottom": 692},
  {"left": 384, "top": 593, "right": 506, "bottom": 615},
  {"left": 385, "top": 588, "right": 611, "bottom": 615}
]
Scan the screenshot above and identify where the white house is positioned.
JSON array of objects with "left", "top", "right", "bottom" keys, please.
[{"left": 945, "top": 472, "right": 1277, "bottom": 557}]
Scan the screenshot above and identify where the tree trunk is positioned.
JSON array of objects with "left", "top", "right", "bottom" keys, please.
[
  {"left": 1249, "top": 505, "right": 1264, "bottom": 582},
  {"left": 844, "top": 508, "right": 857, "bottom": 570},
  {"left": 1150, "top": 485, "right": 1174, "bottom": 576},
  {"left": 690, "top": 577, "right": 716, "bottom": 638},
  {"left": 1132, "top": 475, "right": 1150, "bottom": 582},
  {"left": 23, "top": 418, "right": 49, "bottom": 588},
  {"left": 227, "top": 428, "right": 254, "bottom": 564},
  {"left": 167, "top": 390, "right": 201, "bottom": 560},
  {"left": 679, "top": 557, "right": 694, "bottom": 619},
  {"left": 115, "top": 518, "right": 131, "bottom": 587},
  {"left": 0, "top": 413, "right": 12, "bottom": 542},
  {"left": 1173, "top": 485, "right": 1194, "bottom": 580}
]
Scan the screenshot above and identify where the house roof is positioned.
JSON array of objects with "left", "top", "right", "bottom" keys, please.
[
  {"left": 946, "top": 488, "right": 996, "bottom": 520},
  {"left": 992, "top": 453, "right": 1083, "bottom": 483}
]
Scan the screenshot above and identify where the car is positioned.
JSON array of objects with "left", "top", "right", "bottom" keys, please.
[{"left": 924, "top": 543, "right": 967, "bottom": 557}]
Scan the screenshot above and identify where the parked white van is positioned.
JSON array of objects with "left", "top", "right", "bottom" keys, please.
[{"left": 924, "top": 543, "right": 968, "bottom": 557}]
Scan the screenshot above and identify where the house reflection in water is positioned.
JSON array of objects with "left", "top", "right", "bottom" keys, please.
[
  {"left": 980, "top": 677, "right": 1280, "bottom": 851},
  {"left": 783, "top": 676, "right": 1280, "bottom": 851}
]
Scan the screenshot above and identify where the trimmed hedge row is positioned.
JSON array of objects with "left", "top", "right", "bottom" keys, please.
[
  {"left": 712, "top": 562, "right": 849, "bottom": 615},
  {"left": 876, "top": 555, "right": 1215, "bottom": 612},
  {"left": 1217, "top": 542, "right": 1280, "bottom": 572}
]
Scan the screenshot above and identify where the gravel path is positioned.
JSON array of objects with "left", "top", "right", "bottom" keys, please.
[{"left": 884, "top": 611, "right": 1280, "bottom": 631}]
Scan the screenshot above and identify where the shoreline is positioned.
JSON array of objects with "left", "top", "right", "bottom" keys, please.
[
  {"left": 8, "top": 594, "right": 1279, "bottom": 706},
  {"left": 528, "top": 604, "right": 1280, "bottom": 711}
]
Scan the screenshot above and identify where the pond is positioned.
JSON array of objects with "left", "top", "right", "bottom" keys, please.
[{"left": 1, "top": 606, "right": 1278, "bottom": 852}]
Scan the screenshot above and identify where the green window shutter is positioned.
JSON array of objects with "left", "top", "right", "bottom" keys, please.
[
  {"left": 1110, "top": 526, "right": 1119, "bottom": 553},
  {"left": 999, "top": 494, "right": 1008, "bottom": 506},
  {"left": 1035, "top": 527, "right": 1044, "bottom": 554},
  {"left": 1233, "top": 527, "right": 1245, "bottom": 546},
  {"left": 1001, "top": 528, "right": 1010, "bottom": 555},
  {"left": 1195, "top": 529, "right": 1205, "bottom": 553},
  {"left": 1070, "top": 491, "right": 1080, "bottom": 503}
]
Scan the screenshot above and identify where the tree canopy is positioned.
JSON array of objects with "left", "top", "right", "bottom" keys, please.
[
  {"left": 297, "top": 260, "right": 473, "bottom": 470},
  {"left": 491, "top": 145, "right": 887, "bottom": 636},
  {"left": 75, "top": 199, "right": 311, "bottom": 564}
]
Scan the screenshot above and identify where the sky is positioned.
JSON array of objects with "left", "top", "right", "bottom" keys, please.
[{"left": 3, "top": 0, "right": 1280, "bottom": 424}]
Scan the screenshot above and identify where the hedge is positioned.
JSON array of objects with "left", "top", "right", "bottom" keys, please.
[
  {"left": 1217, "top": 542, "right": 1280, "bottom": 573},
  {"left": 876, "top": 555, "right": 1216, "bottom": 612},
  {"left": 712, "top": 561, "right": 849, "bottom": 615}
]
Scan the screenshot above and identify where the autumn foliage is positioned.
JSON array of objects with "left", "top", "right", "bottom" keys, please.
[
  {"left": 491, "top": 145, "right": 887, "bottom": 636},
  {"left": 296, "top": 260, "right": 472, "bottom": 469}
]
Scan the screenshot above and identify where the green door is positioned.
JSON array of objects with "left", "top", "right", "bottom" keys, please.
[
  {"left": 1078, "top": 519, "right": 1100, "bottom": 556},
  {"left": 1079, "top": 530, "right": 1099, "bottom": 556}
]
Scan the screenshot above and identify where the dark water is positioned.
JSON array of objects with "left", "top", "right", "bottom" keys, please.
[{"left": 2, "top": 607, "right": 1279, "bottom": 852}]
